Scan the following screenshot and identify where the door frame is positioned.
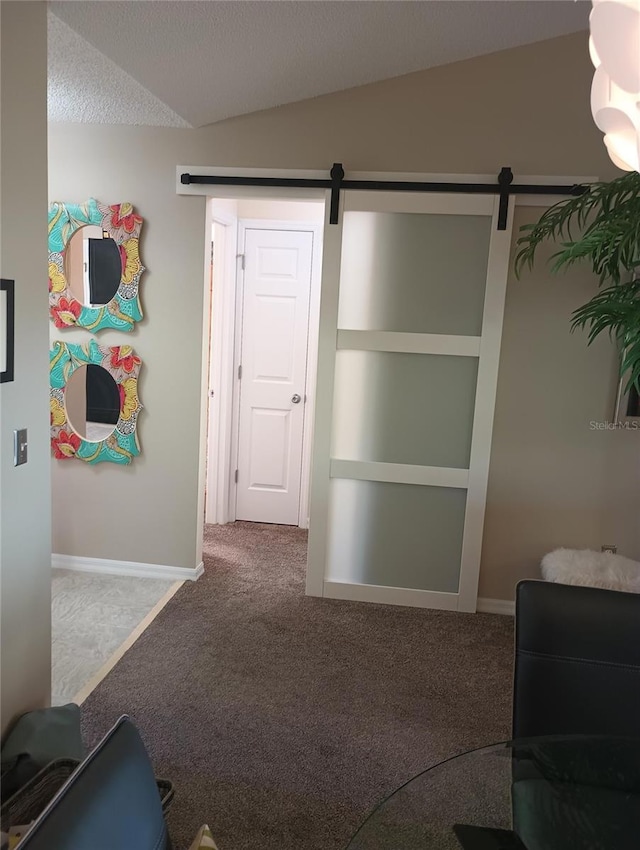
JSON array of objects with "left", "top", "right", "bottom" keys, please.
[
  {"left": 180, "top": 167, "right": 596, "bottom": 604},
  {"left": 205, "top": 208, "right": 238, "bottom": 525},
  {"left": 215, "top": 217, "right": 323, "bottom": 528}
]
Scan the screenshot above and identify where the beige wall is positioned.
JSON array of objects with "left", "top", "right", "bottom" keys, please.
[
  {"left": 236, "top": 199, "right": 324, "bottom": 222},
  {"left": 1, "top": 2, "right": 51, "bottom": 731},
  {"left": 481, "top": 206, "right": 639, "bottom": 600},
  {"left": 48, "top": 32, "right": 638, "bottom": 598},
  {"left": 49, "top": 134, "right": 208, "bottom": 569}
]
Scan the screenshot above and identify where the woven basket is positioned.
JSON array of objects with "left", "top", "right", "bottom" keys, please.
[{"left": 1, "top": 758, "right": 174, "bottom": 832}]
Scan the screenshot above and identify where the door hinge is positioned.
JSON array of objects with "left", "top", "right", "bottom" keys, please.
[
  {"left": 238, "top": 253, "right": 245, "bottom": 271},
  {"left": 238, "top": 364, "right": 242, "bottom": 380},
  {"left": 234, "top": 469, "right": 239, "bottom": 483}
]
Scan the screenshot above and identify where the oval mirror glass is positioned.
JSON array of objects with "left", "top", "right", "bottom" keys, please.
[
  {"left": 65, "top": 364, "right": 120, "bottom": 442},
  {"left": 65, "top": 225, "right": 121, "bottom": 306}
]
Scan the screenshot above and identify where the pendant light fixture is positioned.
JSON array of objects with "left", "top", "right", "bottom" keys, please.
[{"left": 589, "top": 0, "right": 640, "bottom": 172}]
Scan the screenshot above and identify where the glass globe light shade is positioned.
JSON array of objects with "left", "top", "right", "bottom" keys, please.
[{"left": 590, "top": 0, "right": 640, "bottom": 172}]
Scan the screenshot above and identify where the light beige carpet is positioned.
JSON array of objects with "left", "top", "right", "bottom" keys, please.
[{"left": 52, "top": 569, "right": 176, "bottom": 705}]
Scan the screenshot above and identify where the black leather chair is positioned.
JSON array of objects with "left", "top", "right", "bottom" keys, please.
[
  {"left": 18, "top": 716, "right": 171, "bottom": 850},
  {"left": 513, "top": 579, "right": 640, "bottom": 739}
]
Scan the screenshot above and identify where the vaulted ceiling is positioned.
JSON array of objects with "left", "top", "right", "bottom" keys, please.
[{"left": 48, "top": 1, "right": 590, "bottom": 128}]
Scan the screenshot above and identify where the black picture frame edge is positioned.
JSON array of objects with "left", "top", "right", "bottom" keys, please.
[
  {"left": 614, "top": 370, "right": 640, "bottom": 422},
  {"left": 0, "top": 278, "right": 15, "bottom": 384}
]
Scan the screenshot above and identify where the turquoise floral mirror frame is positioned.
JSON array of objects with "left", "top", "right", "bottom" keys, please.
[
  {"left": 50, "top": 340, "right": 143, "bottom": 465},
  {"left": 48, "top": 199, "right": 145, "bottom": 332}
]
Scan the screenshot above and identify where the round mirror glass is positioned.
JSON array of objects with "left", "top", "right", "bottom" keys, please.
[
  {"left": 65, "top": 225, "right": 122, "bottom": 306},
  {"left": 65, "top": 364, "right": 120, "bottom": 442}
]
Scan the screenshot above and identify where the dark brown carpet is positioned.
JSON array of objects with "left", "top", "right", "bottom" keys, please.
[{"left": 81, "top": 522, "right": 514, "bottom": 850}]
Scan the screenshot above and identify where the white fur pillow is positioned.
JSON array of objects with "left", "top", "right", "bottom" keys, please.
[{"left": 541, "top": 548, "right": 640, "bottom": 593}]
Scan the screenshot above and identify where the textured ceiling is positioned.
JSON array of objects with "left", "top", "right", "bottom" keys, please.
[
  {"left": 48, "top": 13, "right": 190, "bottom": 127},
  {"left": 49, "top": 1, "right": 590, "bottom": 129}
]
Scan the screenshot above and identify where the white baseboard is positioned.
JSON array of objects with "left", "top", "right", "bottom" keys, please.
[
  {"left": 52, "top": 553, "right": 204, "bottom": 582},
  {"left": 323, "top": 580, "right": 458, "bottom": 611},
  {"left": 477, "top": 597, "right": 515, "bottom": 616},
  {"left": 322, "top": 581, "right": 516, "bottom": 615}
]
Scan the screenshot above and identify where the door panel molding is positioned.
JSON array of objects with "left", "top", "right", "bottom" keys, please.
[
  {"left": 323, "top": 581, "right": 458, "bottom": 611},
  {"left": 457, "top": 196, "right": 515, "bottom": 611},
  {"left": 306, "top": 197, "right": 344, "bottom": 594},
  {"left": 330, "top": 459, "right": 470, "bottom": 489},
  {"left": 337, "top": 330, "right": 482, "bottom": 357},
  {"left": 343, "top": 190, "right": 495, "bottom": 216}
]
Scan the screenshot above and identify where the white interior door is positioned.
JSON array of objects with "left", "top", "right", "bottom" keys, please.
[
  {"left": 235, "top": 227, "right": 314, "bottom": 524},
  {"left": 206, "top": 214, "right": 237, "bottom": 525},
  {"left": 307, "top": 189, "right": 514, "bottom": 612}
]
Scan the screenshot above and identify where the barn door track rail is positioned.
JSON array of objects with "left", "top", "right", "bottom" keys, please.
[{"left": 180, "top": 164, "right": 588, "bottom": 229}]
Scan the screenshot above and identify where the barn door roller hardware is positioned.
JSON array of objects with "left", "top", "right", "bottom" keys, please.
[{"left": 181, "top": 164, "right": 587, "bottom": 229}]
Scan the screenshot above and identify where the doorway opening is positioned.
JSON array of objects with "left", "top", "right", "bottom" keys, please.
[
  {"left": 184, "top": 165, "right": 593, "bottom": 613},
  {"left": 203, "top": 196, "right": 325, "bottom": 535}
]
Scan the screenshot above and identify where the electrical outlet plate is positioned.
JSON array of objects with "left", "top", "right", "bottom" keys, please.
[{"left": 14, "top": 428, "right": 27, "bottom": 466}]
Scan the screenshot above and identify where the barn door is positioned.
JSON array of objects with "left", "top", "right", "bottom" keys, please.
[{"left": 307, "top": 189, "right": 513, "bottom": 612}]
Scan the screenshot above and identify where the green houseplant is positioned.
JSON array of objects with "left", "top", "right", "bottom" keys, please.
[{"left": 514, "top": 171, "right": 640, "bottom": 392}]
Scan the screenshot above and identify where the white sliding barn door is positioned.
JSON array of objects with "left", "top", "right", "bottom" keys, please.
[
  {"left": 235, "top": 228, "right": 314, "bottom": 525},
  {"left": 307, "top": 190, "right": 514, "bottom": 612}
]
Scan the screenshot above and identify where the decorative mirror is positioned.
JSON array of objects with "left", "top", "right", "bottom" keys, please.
[
  {"left": 50, "top": 340, "right": 143, "bottom": 464},
  {"left": 48, "top": 199, "right": 145, "bottom": 332}
]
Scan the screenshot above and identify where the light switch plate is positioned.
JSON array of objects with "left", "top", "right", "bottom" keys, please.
[{"left": 14, "top": 428, "right": 27, "bottom": 466}]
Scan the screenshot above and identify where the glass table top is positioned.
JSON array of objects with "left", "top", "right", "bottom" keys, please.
[{"left": 346, "top": 736, "right": 640, "bottom": 850}]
